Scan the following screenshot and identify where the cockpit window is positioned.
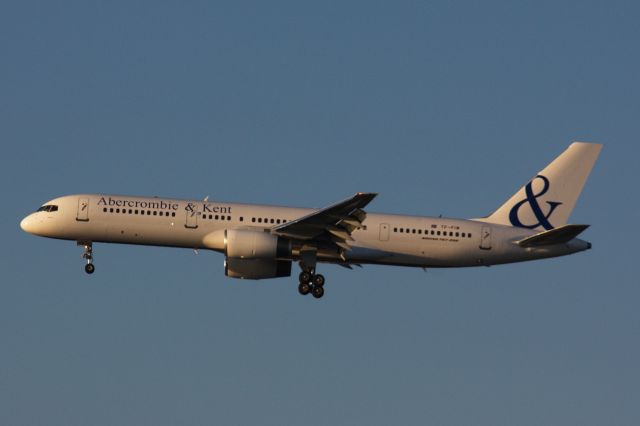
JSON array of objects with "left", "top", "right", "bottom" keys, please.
[{"left": 36, "top": 205, "right": 58, "bottom": 213}]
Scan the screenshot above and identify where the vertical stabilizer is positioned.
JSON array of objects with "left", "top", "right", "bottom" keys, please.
[{"left": 479, "top": 142, "right": 602, "bottom": 231}]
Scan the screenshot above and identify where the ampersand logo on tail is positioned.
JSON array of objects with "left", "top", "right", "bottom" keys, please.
[{"left": 508, "top": 175, "right": 562, "bottom": 230}]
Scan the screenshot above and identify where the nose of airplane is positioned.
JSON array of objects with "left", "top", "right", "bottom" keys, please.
[{"left": 20, "top": 214, "right": 35, "bottom": 234}]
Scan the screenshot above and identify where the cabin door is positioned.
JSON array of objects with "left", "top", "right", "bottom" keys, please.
[
  {"left": 76, "top": 197, "right": 89, "bottom": 221},
  {"left": 185, "top": 204, "right": 199, "bottom": 229},
  {"left": 480, "top": 226, "right": 492, "bottom": 250}
]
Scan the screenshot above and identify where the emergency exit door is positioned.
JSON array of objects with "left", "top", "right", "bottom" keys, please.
[{"left": 379, "top": 223, "right": 390, "bottom": 241}]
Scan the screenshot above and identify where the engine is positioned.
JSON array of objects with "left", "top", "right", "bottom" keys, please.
[
  {"left": 225, "top": 258, "right": 292, "bottom": 279},
  {"left": 224, "top": 229, "right": 293, "bottom": 279},
  {"left": 225, "top": 229, "right": 291, "bottom": 259}
]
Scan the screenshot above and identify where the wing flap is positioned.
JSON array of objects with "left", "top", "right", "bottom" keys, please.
[{"left": 517, "top": 224, "right": 590, "bottom": 247}]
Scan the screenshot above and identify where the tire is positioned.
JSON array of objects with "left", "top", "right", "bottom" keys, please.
[
  {"left": 85, "top": 264, "right": 95, "bottom": 274},
  {"left": 299, "top": 271, "right": 312, "bottom": 284},
  {"left": 298, "top": 282, "right": 311, "bottom": 295},
  {"left": 311, "top": 285, "right": 324, "bottom": 299},
  {"left": 312, "top": 274, "right": 325, "bottom": 287}
]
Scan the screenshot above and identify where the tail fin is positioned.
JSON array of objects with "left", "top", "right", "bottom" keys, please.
[{"left": 480, "top": 142, "right": 602, "bottom": 231}]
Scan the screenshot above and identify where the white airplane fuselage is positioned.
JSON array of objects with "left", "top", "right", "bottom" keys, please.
[{"left": 20, "top": 193, "right": 590, "bottom": 269}]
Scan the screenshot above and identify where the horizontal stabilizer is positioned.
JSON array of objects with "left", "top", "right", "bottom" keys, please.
[{"left": 517, "top": 224, "right": 590, "bottom": 247}]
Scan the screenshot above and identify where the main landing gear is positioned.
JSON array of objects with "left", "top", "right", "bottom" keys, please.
[
  {"left": 79, "top": 242, "right": 95, "bottom": 274},
  {"left": 298, "top": 269, "right": 325, "bottom": 299},
  {"left": 297, "top": 249, "right": 325, "bottom": 299}
]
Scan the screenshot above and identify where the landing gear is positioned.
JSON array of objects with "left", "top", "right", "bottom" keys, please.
[
  {"left": 298, "top": 272, "right": 325, "bottom": 299},
  {"left": 79, "top": 242, "right": 95, "bottom": 274},
  {"left": 298, "top": 254, "right": 325, "bottom": 299}
]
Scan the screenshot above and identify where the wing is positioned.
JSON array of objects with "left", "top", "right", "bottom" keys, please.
[{"left": 271, "top": 192, "right": 377, "bottom": 251}]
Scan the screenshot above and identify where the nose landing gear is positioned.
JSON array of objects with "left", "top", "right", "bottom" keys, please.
[{"left": 78, "top": 242, "right": 95, "bottom": 274}]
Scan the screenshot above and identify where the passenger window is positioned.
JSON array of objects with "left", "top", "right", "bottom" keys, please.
[
  {"left": 252, "top": 218, "right": 256, "bottom": 223},
  {"left": 228, "top": 216, "right": 231, "bottom": 221},
  {"left": 153, "top": 211, "right": 157, "bottom": 216},
  {"left": 455, "top": 232, "right": 459, "bottom": 237},
  {"left": 172, "top": 212, "right": 176, "bottom": 217},
  {"left": 468, "top": 233, "right": 472, "bottom": 238},
  {"left": 258, "top": 218, "right": 262, "bottom": 223},
  {"left": 394, "top": 227, "right": 397, "bottom": 232},
  {"left": 103, "top": 208, "right": 107, "bottom": 212},
  {"left": 135, "top": 210, "right": 139, "bottom": 214},
  {"left": 240, "top": 217, "right": 244, "bottom": 222}
]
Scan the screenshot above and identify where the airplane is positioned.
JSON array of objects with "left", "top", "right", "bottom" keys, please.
[{"left": 20, "top": 142, "right": 602, "bottom": 300}]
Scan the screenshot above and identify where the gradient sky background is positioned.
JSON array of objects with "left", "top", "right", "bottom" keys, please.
[{"left": 1, "top": 1, "right": 638, "bottom": 425}]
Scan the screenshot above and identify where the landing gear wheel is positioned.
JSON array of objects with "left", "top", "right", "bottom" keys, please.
[
  {"left": 299, "top": 271, "right": 312, "bottom": 284},
  {"left": 84, "top": 263, "right": 95, "bottom": 274},
  {"left": 311, "top": 285, "right": 325, "bottom": 299},
  {"left": 312, "top": 274, "right": 325, "bottom": 287},
  {"left": 298, "top": 282, "right": 311, "bottom": 295}
]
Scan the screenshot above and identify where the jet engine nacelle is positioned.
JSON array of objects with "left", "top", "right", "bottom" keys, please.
[
  {"left": 224, "top": 258, "right": 292, "bottom": 279},
  {"left": 224, "top": 229, "right": 291, "bottom": 259}
]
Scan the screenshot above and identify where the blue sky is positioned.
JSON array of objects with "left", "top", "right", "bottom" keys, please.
[{"left": 1, "top": 1, "right": 638, "bottom": 425}]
